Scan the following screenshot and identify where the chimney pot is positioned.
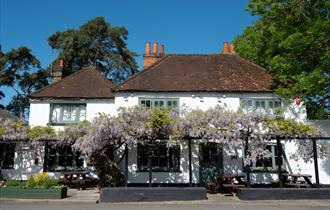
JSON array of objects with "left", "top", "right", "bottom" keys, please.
[
  {"left": 223, "top": 42, "right": 229, "bottom": 54},
  {"left": 230, "top": 43, "right": 236, "bottom": 54},
  {"left": 160, "top": 44, "right": 165, "bottom": 55},
  {"left": 153, "top": 42, "right": 158, "bottom": 55},
  {"left": 145, "top": 42, "right": 151, "bottom": 55}
]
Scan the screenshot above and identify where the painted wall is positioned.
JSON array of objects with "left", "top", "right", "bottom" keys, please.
[
  {"left": 25, "top": 92, "right": 327, "bottom": 185},
  {"left": 29, "top": 99, "right": 116, "bottom": 127},
  {"left": 1, "top": 142, "right": 44, "bottom": 180}
]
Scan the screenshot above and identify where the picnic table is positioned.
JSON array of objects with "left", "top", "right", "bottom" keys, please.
[
  {"left": 59, "top": 171, "right": 98, "bottom": 189},
  {"left": 208, "top": 174, "right": 246, "bottom": 195},
  {"left": 283, "top": 173, "right": 313, "bottom": 188}
]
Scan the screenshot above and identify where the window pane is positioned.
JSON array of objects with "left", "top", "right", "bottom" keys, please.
[
  {"left": 146, "top": 100, "right": 151, "bottom": 108},
  {"left": 79, "top": 107, "right": 86, "bottom": 121},
  {"left": 167, "top": 101, "right": 172, "bottom": 107},
  {"left": 269, "top": 101, "right": 274, "bottom": 108},
  {"left": 172, "top": 101, "right": 178, "bottom": 108},
  {"left": 51, "top": 105, "right": 61, "bottom": 123},
  {"left": 274, "top": 101, "right": 281, "bottom": 108},
  {"left": 141, "top": 100, "right": 146, "bottom": 107}
]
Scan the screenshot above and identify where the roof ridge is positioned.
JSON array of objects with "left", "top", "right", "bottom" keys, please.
[
  {"left": 113, "top": 55, "right": 171, "bottom": 91},
  {"left": 29, "top": 66, "right": 96, "bottom": 98}
]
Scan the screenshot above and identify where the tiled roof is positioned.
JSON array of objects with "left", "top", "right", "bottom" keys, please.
[
  {"left": 115, "top": 54, "right": 273, "bottom": 93},
  {"left": 29, "top": 67, "right": 114, "bottom": 99}
]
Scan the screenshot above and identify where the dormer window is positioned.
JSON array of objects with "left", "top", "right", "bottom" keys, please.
[{"left": 50, "top": 104, "right": 86, "bottom": 125}]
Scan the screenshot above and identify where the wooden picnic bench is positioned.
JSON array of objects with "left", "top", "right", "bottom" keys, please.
[
  {"left": 207, "top": 174, "right": 246, "bottom": 195},
  {"left": 59, "top": 171, "right": 98, "bottom": 190},
  {"left": 283, "top": 173, "right": 313, "bottom": 188}
]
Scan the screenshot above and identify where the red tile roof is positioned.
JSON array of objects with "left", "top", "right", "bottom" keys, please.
[
  {"left": 115, "top": 54, "right": 273, "bottom": 93},
  {"left": 29, "top": 67, "right": 114, "bottom": 99}
]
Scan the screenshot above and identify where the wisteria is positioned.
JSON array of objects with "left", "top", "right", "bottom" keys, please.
[
  {"left": 0, "top": 117, "right": 28, "bottom": 141},
  {"left": 0, "top": 106, "right": 326, "bottom": 164}
]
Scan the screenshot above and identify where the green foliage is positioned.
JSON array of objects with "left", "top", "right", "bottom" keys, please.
[
  {"left": 48, "top": 16, "right": 137, "bottom": 82},
  {"left": 26, "top": 175, "right": 37, "bottom": 188},
  {"left": 4, "top": 180, "right": 26, "bottom": 188},
  {"left": 0, "top": 46, "right": 49, "bottom": 118},
  {"left": 3, "top": 173, "right": 59, "bottom": 189},
  {"left": 33, "top": 172, "right": 49, "bottom": 186},
  {"left": 28, "top": 126, "right": 57, "bottom": 141},
  {"left": 234, "top": 0, "right": 330, "bottom": 119},
  {"left": 42, "top": 179, "right": 58, "bottom": 189}
]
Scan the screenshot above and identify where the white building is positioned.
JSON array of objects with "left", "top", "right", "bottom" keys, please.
[{"left": 2, "top": 42, "right": 329, "bottom": 186}]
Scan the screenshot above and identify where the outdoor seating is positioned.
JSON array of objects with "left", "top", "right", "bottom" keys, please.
[
  {"left": 59, "top": 171, "right": 98, "bottom": 190},
  {"left": 207, "top": 174, "right": 246, "bottom": 195},
  {"left": 283, "top": 173, "right": 313, "bottom": 188}
]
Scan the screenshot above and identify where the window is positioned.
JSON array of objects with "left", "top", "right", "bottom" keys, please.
[
  {"left": 0, "top": 143, "right": 15, "bottom": 169},
  {"left": 45, "top": 144, "right": 83, "bottom": 172},
  {"left": 201, "top": 143, "right": 219, "bottom": 162},
  {"left": 50, "top": 104, "right": 86, "bottom": 124},
  {"left": 139, "top": 98, "right": 179, "bottom": 109},
  {"left": 251, "top": 144, "right": 287, "bottom": 172},
  {"left": 137, "top": 143, "right": 180, "bottom": 172},
  {"left": 241, "top": 99, "right": 281, "bottom": 114}
]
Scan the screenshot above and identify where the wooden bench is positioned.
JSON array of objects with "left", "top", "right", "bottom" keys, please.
[{"left": 59, "top": 171, "right": 98, "bottom": 190}]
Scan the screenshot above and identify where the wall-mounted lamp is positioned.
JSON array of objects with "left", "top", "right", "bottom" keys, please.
[
  {"left": 192, "top": 94, "right": 195, "bottom": 99},
  {"left": 222, "top": 95, "right": 226, "bottom": 98},
  {"left": 199, "top": 96, "right": 204, "bottom": 103},
  {"left": 124, "top": 96, "right": 128, "bottom": 102},
  {"left": 130, "top": 93, "right": 134, "bottom": 97}
]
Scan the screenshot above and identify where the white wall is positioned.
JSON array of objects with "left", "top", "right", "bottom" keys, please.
[
  {"left": 114, "top": 92, "right": 281, "bottom": 112},
  {"left": 29, "top": 101, "right": 50, "bottom": 127},
  {"left": 2, "top": 142, "right": 44, "bottom": 180},
  {"left": 27, "top": 92, "right": 326, "bottom": 185},
  {"left": 122, "top": 141, "right": 200, "bottom": 184},
  {"left": 29, "top": 99, "right": 116, "bottom": 127}
]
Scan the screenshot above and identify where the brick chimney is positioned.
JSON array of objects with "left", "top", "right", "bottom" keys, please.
[
  {"left": 230, "top": 43, "right": 236, "bottom": 54},
  {"left": 51, "top": 58, "right": 63, "bottom": 83},
  {"left": 223, "top": 42, "right": 229, "bottom": 54},
  {"left": 143, "top": 42, "right": 165, "bottom": 69},
  {"left": 222, "top": 42, "right": 236, "bottom": 54}
]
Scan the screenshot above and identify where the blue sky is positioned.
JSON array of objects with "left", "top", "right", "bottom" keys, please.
[{"left": 0, "top": 0, "right": 257, "bottom": 106}]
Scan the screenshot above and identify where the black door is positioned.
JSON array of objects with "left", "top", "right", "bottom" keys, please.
[{"left": 199, "top": 143, "right": 223, "bottom": 187}]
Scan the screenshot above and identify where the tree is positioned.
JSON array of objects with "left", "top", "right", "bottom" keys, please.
[
  {"left": 0, "top": 46, "right": 48, "bottom": 116},
  {"left": 48, "top": 17, "right": 138, "bottom": 82},
  {"left": 6, "top": 69, "right": 49, "bottom": 119},
  {"left": 234, "top": 0, "right": 330, "bottom": 119}
]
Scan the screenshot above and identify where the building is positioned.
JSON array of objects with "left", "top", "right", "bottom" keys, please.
[{"left": 2, "top": 42, "right": 329, "bottom": 185}]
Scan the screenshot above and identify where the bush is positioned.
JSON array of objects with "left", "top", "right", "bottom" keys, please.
[
  {"left": 4, "top": 180, "right": 26, "bottom": 188},
  {"left": 43, "top": 179, "right": 58, "bottom": 189},
  {"left": 34, "top": 172, "right": 49, "bottom": 186},
  {"left": 26, "top": 175, "right": 37, "bottom": 188}
]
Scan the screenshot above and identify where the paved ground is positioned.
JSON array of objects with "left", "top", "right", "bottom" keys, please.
[{"left": 1, "top": 194, "right": 329, "bottom": 210}]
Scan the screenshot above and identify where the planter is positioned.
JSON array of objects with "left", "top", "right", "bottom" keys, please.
[
  {"left": 100, "top": 187, "right": 207, "bottom": 203},
  {"left": 0, "top": 187, "right": 67, "bottom": 199},
  {"left": 238, "top": 188, "right": 330, "bottom": 200}
]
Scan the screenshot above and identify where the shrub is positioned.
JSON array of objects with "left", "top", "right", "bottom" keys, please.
[
  {"left": 4, "top": 180, "right": 26, "bottom": 188},
  {"left": 43, "top": 179, "right": 58, "bottom": 189},
  {"left": 26, "top": 175, "right": 37, "bottom": 188},
  {"left": 34, "top": 172, "right": 49, "bottom": 186}
]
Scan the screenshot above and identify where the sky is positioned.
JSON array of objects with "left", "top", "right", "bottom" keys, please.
[{"left": 0, "top": 0, "right": 257, "bottom": 106}]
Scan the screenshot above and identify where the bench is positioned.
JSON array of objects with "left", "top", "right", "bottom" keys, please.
[{"left": 59, "top": 171, "right": 98, "bottom": 190}]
